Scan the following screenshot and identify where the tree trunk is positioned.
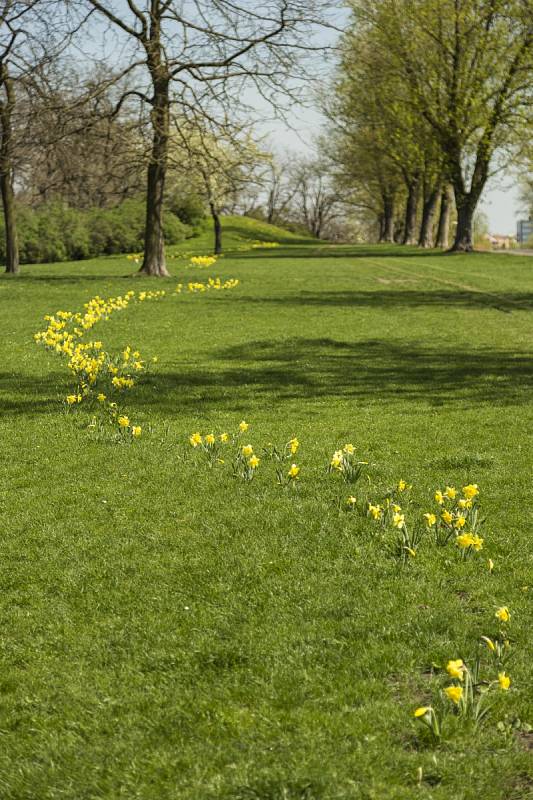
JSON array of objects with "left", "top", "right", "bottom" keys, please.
[
  {"left": 380, "top": 195, "right": 395, "bottom": 243},
  {"left": 435, "top": 186, "right": 452, "bottom": 249},
  {"left": 418, "top": 186, "right": 441, "bottom": 248},
  {"left": 210, "top": 202, "right": 222, "bottom": 254},
  {"left": 139, "top": 76, "right": 170, "bottom": 276},
  {"left": 452, "top": 197, "right": 476, "bottom": 252},
  {"left": 402, "top": 177, "right": 419, "bottom": 245},
  {"left": 0, "top": 65, "right": 19, "bottom": 275}
]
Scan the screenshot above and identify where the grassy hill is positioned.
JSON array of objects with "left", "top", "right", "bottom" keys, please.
[{"left": 1, "top": 240, "right": 532, "bottom": 799}]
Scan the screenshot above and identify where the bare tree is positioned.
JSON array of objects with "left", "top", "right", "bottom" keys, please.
[
  {"left": 83, "top": 0, "right": 336, "bottom": 275},
  {"left": 290, "top": 157, "right": 341, "bottom": 239}
]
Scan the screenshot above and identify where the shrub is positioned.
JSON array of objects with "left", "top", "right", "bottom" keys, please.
[{"left": 0, "top": 199, "right": 193, "bottom": 264}]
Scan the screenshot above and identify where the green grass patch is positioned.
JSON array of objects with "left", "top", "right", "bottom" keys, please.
[{"left": 1, "top": 224, "right": 532, "bottom": 798}]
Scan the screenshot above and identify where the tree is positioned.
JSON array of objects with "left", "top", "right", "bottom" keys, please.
[
  {"left": 84, "top": 0, "right": 334, "bottom": 275},
  {"left": 171, "top": 122, "right": 269, "bottom": 254},
  {"left": 350, "top": 0, "right": 533, "bottom": 252},
  {"left": 289, "top": 156, "right": 342, "bottom": 239}
]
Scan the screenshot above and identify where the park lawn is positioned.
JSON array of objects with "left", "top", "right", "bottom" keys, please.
[{"left": 0, "top": 224, "right": 532, "bottom": 799}]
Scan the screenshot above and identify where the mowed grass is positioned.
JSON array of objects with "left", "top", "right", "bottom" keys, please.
[{"left": 1, "top": 222, "right": 532, "bottom": 799}]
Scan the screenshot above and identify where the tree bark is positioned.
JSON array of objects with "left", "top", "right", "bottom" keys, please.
[
  {"left": 0, "top": 65, "right": 19, "bottom": 275},
  {"left": 402, "top": 176, "right": 419, "bottom": 245},
  {"left": 418, "top": 185, "right": 440, "bottom": 248},
  {"left": 379, "top": 195, "right": 395, "bottom": 243},
  {"left": 435, "top": 186, "right": 452, "bottom": 249},
  {"left": 210, "top": 202, "right": 222, "bottom": 254},
  {"left": 452, "top": 197, "right": 477, "bottom": 252}
]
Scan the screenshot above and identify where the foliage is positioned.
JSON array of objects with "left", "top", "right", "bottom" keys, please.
[{"left": 0, "top": 200, "right": 192, "bottom": 264}]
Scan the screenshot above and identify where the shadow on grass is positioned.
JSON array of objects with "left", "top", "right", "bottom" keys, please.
[
  {"left": 231, "top": 289, "right": 533, "bottom": 312},
  {"left": 2, "top": 338, "right": 532, "bottom": 417},
  {"left": 139, "top": 337, "right": 533, "bottom": 411}
]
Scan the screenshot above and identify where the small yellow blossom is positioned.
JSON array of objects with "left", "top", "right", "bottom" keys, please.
[
  {"left": 424, "top": 512, "right": 436, "bottom": 527},
  {"left": 414, "top": 706, "right": 431, "bottom": 718},
  {"left": 481, "top": 636, "right": 496, "bottom": 652},
  {"left": 242, "top": 444, "right": 254, "bottom": 457},
  {"left": 495, "top": 606, "right": 510, "bottom": 623},
  {"left": 444, "top": 685, "right": 463, "bottom": 705},
  {"left": 488, "top": 558, "right": 495, "bottom": 573},
  {"left": 97, "top": 393, "right": 106, "bottom": 402},
  {"left": 343, "top": 443, "right": 355, "bottom": 454},
  {"left": 498, "top": 672, "right": 511, "bottom": 691},
  {"left": 118, "top": 415, "right": 129, "bottom": 428},
  {"left": 66, "top": 395, "right": 78, "bottom": 405},
  {"left": 289, "top": 437, "right": 299, "bottom": 454},
  {"left": 441, "top": 510, "right": 453, "bottom": 525},
  {"left": 189, "top": 432, "right": 202, "bottom": 447},
  {"left": 462, "top": 484, "right": 479, "bottom": 499},
  {"left": 444, "top": 486, "right": 457, "bottom": 500},
  {"left": 454, "top": 515, "right": 466, "bottom": 529},
  {"left": 347, "top": 496, "right": 357, "bottom": 506},
  {"left": 435, "top": 490, "right": 444, "bottom": 505},
  {"left": 131, "top": 426, "right": 142, "bottom": 438},
  {"left": 392, "top": 504, "right": 402, "bottom": 513},
  {"left": 398, "top": 479, "right": 408, "bottom": 492},
  {"left": 446, "top": 659, "right": 465, "bottom": 681},
  {"left": 392, "top": 512, "right": 405, "bottom": 529},
  {"left": 331, "top": 450, "right": 344, "bottom": 470},
  {"left": 249, "top": 455, "right": 260, "bottom": 469},
  {"left": 205, "top": 434, "right": 215, "bottom": 445},
  {"left": 239, "top": 420, "right": 249, "bottom": 432},
  {"left": 368, "top": 503, "right": 382, "bottom": 520},
  {"left": 220, "top": 432, "right": 229, "bottom": 443},
  {"left": 288, "top": 464, "right": 300, "bottom": 479}
]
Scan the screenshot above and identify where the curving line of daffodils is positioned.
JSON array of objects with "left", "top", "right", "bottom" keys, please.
[
  {"left": 34, "top": 274, "right": 240, "bottom": 439},
  {"left": 187, "top": 421, "right": 517, "bottom": 742}
]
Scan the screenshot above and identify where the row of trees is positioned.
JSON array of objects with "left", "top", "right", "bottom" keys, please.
[
  {"left": 328, "top": 0, "right": 533, "bottom": 252},
  {"left": 1, "top": 0, "right": 337, "bottom": 275}
]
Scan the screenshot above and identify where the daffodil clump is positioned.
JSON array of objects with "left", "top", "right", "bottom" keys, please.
[
  {"left": 329, "top": 444, "right": 367, "bottom": 484},
  {"left": 251, "top": 241, "right": 280, "bottom": 249},
  {"left": 190, "top": 255, "right": 218, "bottom": 268},
  {"left": 423, "top": 483, "right": 484, "bottom": 556},
  {"left": 414, "top": 607, "right": 514, "bottom": 742},
  {"left": 183, "top": 278, "right": 239, "bottom": 294}
]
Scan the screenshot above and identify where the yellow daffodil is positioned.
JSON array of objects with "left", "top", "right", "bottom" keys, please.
[
  {"left": 495, "top": 606, "right": 510, "bottom": 623},
  {"left": 205, "top": 434, "right": 215, "bottom": 445},
  {"left": 239, "top": 420, "right": 249, "bottom": 432},
  {"left": 331, "top": 450, "right": 344, "bottom": 470},
  {"left": 481, "top": 636, "right": 496, "bottom": 652},
  {"left": 444, "top": 685, "right": 463, "bottom": 705},
  {"left": 392, "top": 512, "right": 405, "bottom": 529},
  {"left": 288, "top": 464, "right": 300, "bottom": 479},
  {"left": 488, "top": 558, "right": 495, "bottom": 573},
  {"left": 446, "top": 659, "right": 465, "bottom": 681},
  {"left": 424, "top": 512, "right": 436, "bottom": 527},
  {"left": 392, "top": 504, "right": 402, "bottom": 513},
  {"left": 454, "top": 515, "right": 466, "bottom": 529},
  {"left": 220, "top": 432, "right": 229, "bottom": 443},
  {"left": 189, "top": 432, "right": 202, "bottom": 447},
  {"left": 368, "top": 503, "right": 382, "bottom": 520},
  {"left": 435, "top": 490, "right": 444, "bottom": 505},
  {"left": 441, "top": 510, "right": 453, "bottom": 525},
  {"left": 456, "top": 533, "right": 475, "bottom": 549},
  {"left": 462, "top": 484, "right": 479, "bottom": 499},
  {"left": 118, "top": 415, "right": 129, "bottom": 428},
  {"left": 444, "top": 486, "right": 457, "bottom": 500},
  {"left": 414, "top": 706, "right": 431, "bottom": 718},
  {"left": 343, "top": 443, "right": 355, "bottom": 454},
  {"left": 289, "top": 437, "right": 299, "bottom": 454},
  {"left": 347, "top": 496, "right": 357, "bottom": 506},
  {"left": 131, "top": 426, "right": 142, "bottom": 438},
  {"left": 249, "top": 455, "right": 260, "bottom": 469},
  {"left": 242, "top": 444, "right": 254, "bottom": 457},
  {"left": 97, "top": 393, "right": 106, "bottom": 402},
  {"left": 398, "top": 479, "right": 408, "bottom": 492},
  {"left": 498, "top": 672, "right": 511, "bottom": 691},
  {"left": 66, "top": 395, "right": 78, "bottom": 405}
]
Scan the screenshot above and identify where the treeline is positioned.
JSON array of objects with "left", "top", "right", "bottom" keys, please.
[{"left": 325, "top": 0, "right": 533, "bottom": 252}]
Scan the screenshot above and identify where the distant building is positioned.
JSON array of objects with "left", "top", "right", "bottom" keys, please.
[
  {"left": 485, "top": 233, "right": 517, "bottom": 250},
  {"left": 517, "top": 219, "right": 533, "bottom": 245}
]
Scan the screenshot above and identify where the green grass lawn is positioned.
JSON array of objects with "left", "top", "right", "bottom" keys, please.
[{"left": 1, "top": 220, "right": 532, "bottom": 799}]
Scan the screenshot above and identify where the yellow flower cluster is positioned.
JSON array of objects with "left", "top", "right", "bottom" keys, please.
[
  {"left": 251, "top": 241, "right": 280, "bottom": 249},
  {"left": 185, "top": 278, "right": 240, "bottom": 293},
  {"left": 190, "top": 255, "right": 218, "bottom": 268},
  {"left": 424, "top": 483, "right": 484, "bottom": 555}
]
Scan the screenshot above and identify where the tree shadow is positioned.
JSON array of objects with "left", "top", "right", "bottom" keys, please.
[
  {"left": 134, "top": 337, "right": 533, "bottom": 413},
  {"left": 229, "top": 289, "right": 533, "bottom": 312}
]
